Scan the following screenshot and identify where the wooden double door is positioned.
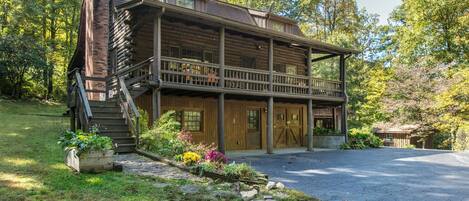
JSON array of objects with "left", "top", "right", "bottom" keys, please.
[{"left": 274, "top": 106, "right": 303, "bottom": 148}]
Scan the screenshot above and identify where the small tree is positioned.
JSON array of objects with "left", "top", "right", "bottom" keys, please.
[{"left": 0, "top": 34, "right": 48, "bottom": 98}]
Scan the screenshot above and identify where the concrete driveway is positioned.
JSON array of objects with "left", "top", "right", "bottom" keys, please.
[{"left": 231, "top": 148, "right": 469, "bottom": 201}]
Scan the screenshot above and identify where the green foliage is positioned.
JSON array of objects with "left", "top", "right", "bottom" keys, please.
[
  {"left": 58, "top": 129, "right": 113, "bottom": 156},
  {"left": 132, "top": 107, "right": 150, "bottom": 136},
  {"left": 404, "top": 144, "right": 416, "bottom": 149},
  {"left": 140, "top": 111, "right": 182, "bottom": 155},
  {"left": 0, "top": 0, "right": 81, "bottom": 100},
  {"left": 341, "top": 127, "right": 383, "bottom": 150},
  {"left": 223, "top": 162, "right": 257, "bottom": 180},
  {"left": 0, "top": 34, "right": 49, "bottom": 98},
  {"left": 314, "top": 127, "right": 341, "bottom": 136}
]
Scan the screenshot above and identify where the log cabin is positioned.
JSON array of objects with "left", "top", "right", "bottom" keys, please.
[{"left": 67, "top": 0, "right": 359, "bottom": 153}]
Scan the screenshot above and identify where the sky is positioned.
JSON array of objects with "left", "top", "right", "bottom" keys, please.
[{"left": 356, "top": 0, "right": 402, "bottom": 25}]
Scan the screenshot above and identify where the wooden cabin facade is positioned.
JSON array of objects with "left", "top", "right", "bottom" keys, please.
[{"left": 67, "top": 0, "right": 357, "bottom": 153}]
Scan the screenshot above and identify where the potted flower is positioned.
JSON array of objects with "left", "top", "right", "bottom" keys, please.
[{"left": 58, "top": 129, "right": 114, "bottom": 173}]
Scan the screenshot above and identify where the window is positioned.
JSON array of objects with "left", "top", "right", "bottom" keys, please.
[
  {"left": 176, "top": 0, "right": 194, "bottom": 9},
  {"left": 271, "top": 21, "right": 285, "bottom": 32},
  {"left": 240, "top": 56, "right": 256, "bottom": 68},
  {"left": 203, "top": 51, "right": 214, "bottom": 63},
  {"left": 314, "top": 118, "right": 334, "bottom": 129},
  {"left": 247, "top": 110, "right": 260, "bottom": 130},
  {"left": 167, "top": 110, "right": 203, "bottom": 132},
  {"left": 286, "top": 65, "right": 297, "bottom": 75}
]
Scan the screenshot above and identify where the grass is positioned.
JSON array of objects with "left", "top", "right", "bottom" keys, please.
[{"left": 0, "top": 99, "right": 318, "bottom": 201}]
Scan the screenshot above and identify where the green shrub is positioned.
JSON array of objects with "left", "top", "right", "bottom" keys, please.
[
  {"left": 58, "top": 129, "right": 113, "bottom": 155},
  {"left": 133, "top": 107, "right": 150, "bottom": 136},
  {"left": 340, "top": 127, "right": 383, "bottom": 150},
  {"left": 314, "top": 127, "right": 342, "bottom": 136},
  {"left": 404, "top": 144, "right": 416, "bottom": 149},
  {"left": 140, "top": 111, "right": 183, "bottom": 156},
  {"left": 223, "top": 162, "right": 257, "bottom": 180}
]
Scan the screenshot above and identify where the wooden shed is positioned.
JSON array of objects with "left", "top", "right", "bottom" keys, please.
[{"left": 374, "top": 125, "right": 433, "bottom": 149}]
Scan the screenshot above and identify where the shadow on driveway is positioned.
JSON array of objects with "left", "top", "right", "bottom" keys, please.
[{"left": 232, "top": 148, "right": 469, "bottom": 201}]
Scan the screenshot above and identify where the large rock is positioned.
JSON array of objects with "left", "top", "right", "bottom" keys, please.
[
  {"left": 275, "top": 182, "right": 285, "bottom": 190},
  {"left": 240, "top": 189, "right": 258, "bottom": 200},
  {"left": 180, "top": 184, "right": 200, "bottom": 194},
  {"left": 265, "top": 181, "right": 276, "bottom": 190}
]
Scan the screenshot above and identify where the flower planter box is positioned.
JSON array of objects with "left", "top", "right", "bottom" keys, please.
[{"left": 65, "top": 149, "right": 114, "bottom": 173}]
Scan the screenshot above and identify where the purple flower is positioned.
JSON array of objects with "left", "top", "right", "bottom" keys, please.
[{"left": 204, "top": 150, "right": 227, "bottom": 164}]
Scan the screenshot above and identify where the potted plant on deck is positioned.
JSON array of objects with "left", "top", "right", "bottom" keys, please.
[{"left": 58, "top": 129, "right": 114, "bottom": 173}]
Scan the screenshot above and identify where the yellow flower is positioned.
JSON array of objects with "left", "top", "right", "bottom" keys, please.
[{"left": 182, "top": 151, "right": 201, "bottom": 166}]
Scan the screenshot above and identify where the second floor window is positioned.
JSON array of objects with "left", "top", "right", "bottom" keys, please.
[
  {"left": 176, "top": 0, "right": 195, "bottom": 9},
  {"left": 240, "top": 56, "right": 256, "bottom": 68},
  {"left": 271, "top": 21, "right": 285, "bottom": 32}
]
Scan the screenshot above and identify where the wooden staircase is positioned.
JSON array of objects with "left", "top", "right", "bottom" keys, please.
[{"left": 89, "top": 100, "right": 136, "bottom": 153}]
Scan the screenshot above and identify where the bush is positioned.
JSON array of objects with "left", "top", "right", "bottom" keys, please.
[
  {"left": 314, "top": 127, "right": 342, "bottom": 136},
  {"left": 58, "top": 129, "right": 113, "bottom": 156},
  {"left": 223, "top": 162, "right": 257, "bottom": 180},
  {"left": 340, "top": 127, "right": 383, "bottom": 150}
]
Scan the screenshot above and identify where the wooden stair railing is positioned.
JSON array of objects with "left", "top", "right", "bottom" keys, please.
[
  {"left": 69, "top": 69, "right": 93, "bottom": 131},
  {"left": 116, "top": 77, "right": 141, "bottom": 146}
]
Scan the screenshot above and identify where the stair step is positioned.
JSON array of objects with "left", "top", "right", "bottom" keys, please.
[
  {"left": 90, "top": 101, "right": 118, "bottom": 107},
  {"left": 112, "top": 137, "right": 135, "bottom": 144},
  {"left": 92, "top": 117, "right": 126, "bottom": 125},
  {"left": 93, "top": 111, "right": 123, "bottom": 118},
  {"left": 114, "top": 143, "right": 135, "bottom": 153},
  {"left": 98, "top": 124, "right": 129, "bottom": 131},
  {"left": 99, "top": 130, "right": 131, "bottom": 138},
  {"left": 91, "top": 107, "right": 121, "bottom": 113}
]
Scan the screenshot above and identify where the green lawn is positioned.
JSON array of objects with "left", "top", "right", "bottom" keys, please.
[{"left": 0, "top": 99, "right": 317, "bottom": 201}]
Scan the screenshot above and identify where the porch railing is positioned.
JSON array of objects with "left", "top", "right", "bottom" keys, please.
[
  {"left": 143, "top": 56, "right": 343, "bottom": 98},
  {"left": 161, "top": 56, "right": 220, "bottom": 88},
  {"left": 224, "top": 65, "right": 270, "bottom": 92}
]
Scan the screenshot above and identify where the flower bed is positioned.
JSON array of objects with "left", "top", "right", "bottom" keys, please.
[
  {"left": 138, "top": 111, "right": 268, "bottom": 184},
  {"left": 58, "top": 129, "right": 114, "bottom": 173}
]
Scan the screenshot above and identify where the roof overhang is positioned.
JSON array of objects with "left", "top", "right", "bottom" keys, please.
[{"left": 117, "top": 0, "right": 360, "bottom": 55}]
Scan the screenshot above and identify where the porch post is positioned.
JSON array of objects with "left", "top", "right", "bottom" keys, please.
[
  {"left": 218, "top": 27, "right": 225, "bottom": 153},
  {"left": 218, "top": 93, "right": 225, "bottom": 153},
  {"left": 152, "top": 12, "right": 162, "bottom": 122},
  {"left": 339, "top": 55, "right": 348, "bottom": 141},
  {"left": 307, "top": 47, "right": 314, "bottom": 151},
  {"left": 267, "top": 38, "right": 274, "bottom": 154}
]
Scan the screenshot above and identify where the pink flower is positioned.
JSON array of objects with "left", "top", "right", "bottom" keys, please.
[
  {"left": 177, "top": 130, "right": 193, "bottom": 143},
  {"left": 204, "top": 150, "right": 228, "bottom": 164}
]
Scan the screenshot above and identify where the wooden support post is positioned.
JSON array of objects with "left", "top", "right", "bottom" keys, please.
[
  {"left": 268, "top": 39, "right": 274, "bottom": 92},
  {"left": 307, "top": 99, "right": 314, "bottom": 151},
  {"left": 219, "top": 27, "right": 225, "bottom": 88},
  {"left": 339, "top": 55, "right": 348, "bottom": 141},
  {"left": 307, "top": 47, "right": 313, "bottom": 151},
  {"left": 218, "top": 93, "right": 225, "bottom": 153},
  {"left": 267, "top": 96, "right": 274, "bottom": 154},
  {"left": 218, "top": 27, "right": 226, "bottom": 153},
  {"left": 267, "top": 38, "right": 274, "bottom": 154},
  {"left": 152, "top": 12, "right": 162, "bottom": 121},
  {"left": 70, "top": 107, "right": 76, "bottom": 132},
  {"left": 332, "top": 107, "right": 336, "bottom": 130}
]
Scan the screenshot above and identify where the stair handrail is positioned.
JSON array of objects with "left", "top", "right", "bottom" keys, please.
[
  {"left": 117, "top": 76, "right": 141, "bottom": 146},
  {"left": 74, "top": 71, "right": 93, "bottom": 130}
]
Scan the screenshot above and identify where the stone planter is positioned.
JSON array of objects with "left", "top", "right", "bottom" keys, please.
[
  {"left": 313, "top": 135, "right": 346, "bottom": 149},
  {"left": 65, "top": 149, "right": 114, "bottom": 173}
]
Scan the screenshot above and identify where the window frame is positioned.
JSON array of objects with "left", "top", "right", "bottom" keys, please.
[
  {"left": 271, "top": 20, "right": 285, "bottom": 32},
  {"left": 175, "top": 0, "right": 195, "bottom": 9},
  {"left": 165, "top": 109, "right": 204, "bottom": 133}
]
